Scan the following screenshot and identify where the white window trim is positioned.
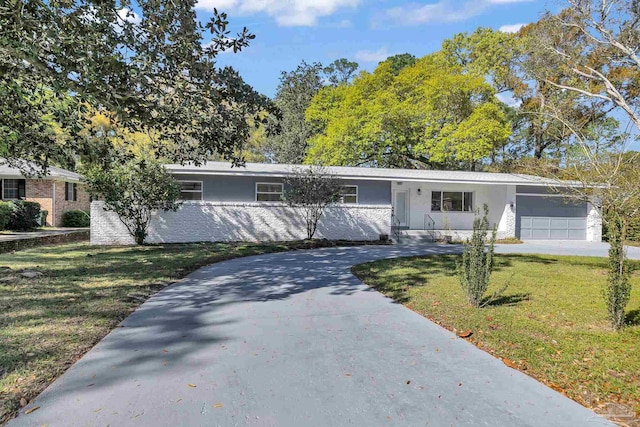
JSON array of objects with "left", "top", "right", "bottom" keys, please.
[
  {"left": 431, "top": 190, "right": 474, "bottom": 213},
  {"left": 340, "top": 185, "right": 358, "bottom": 204},
  {"left": 255, "top": 182, "right": 284, "bottom": 202},
  {"left": 177, "top": 180, "right": 204, "bottom": 201}
]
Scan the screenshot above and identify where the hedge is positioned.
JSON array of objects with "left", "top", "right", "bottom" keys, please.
[
  {"left": 61, "top": 210, "right": 90, "bottom": 227},
  {"left": 0, "top": 201, "right": 12, "bottom": 230},
  {"left": 7, "top": 201, "right": 41, "bottom": 231}
]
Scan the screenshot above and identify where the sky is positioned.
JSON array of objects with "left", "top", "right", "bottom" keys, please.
[{"left": 194, "top": 0, "right": 555, "bottom": 97}]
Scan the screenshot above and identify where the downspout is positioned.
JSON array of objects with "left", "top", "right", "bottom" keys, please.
[{"left": 52, "top": 181, "right": 56, "bottom": 227}]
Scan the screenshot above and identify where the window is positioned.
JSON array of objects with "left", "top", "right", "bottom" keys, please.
[
  {"left": 2, "top": 179, "right": 25, "bottom": 200},
  {"left": 256, "top": 183, "right": 283, "bottom": 202},
  {"left": 431, "top": 191, "right": 473, "bottom": 212},
  {"left": 65, "top": 182, "right": 77, "bottom": 201},
  {"left": 339, "top": 185, "right": 358, "bottom": 204},
  {"left": 178, "top": 181, "right": 203, "bottom": 201}
]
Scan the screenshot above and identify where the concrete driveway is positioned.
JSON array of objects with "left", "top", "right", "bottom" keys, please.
[
  {"left": 494, "top": 240, "right": 640, "bottom": 260},
  {"left": 9, "top": 244, "right": 615, "bottom": 427}
]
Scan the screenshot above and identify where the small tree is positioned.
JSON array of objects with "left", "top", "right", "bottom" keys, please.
[
  {"left": 85, "top": 157, "right": 181, "bottom": 245},
  {"left": 605, "top": 213, "right": 632, "bottom": 330},
  {"left": 458, "top": 204, "right": 498, "bottom": 308},
  {"left": 284, "top": 166, "right": 342, "bottom": 240}
]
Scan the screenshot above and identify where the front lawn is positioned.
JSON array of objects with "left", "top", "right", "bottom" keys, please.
[
  {"left": 0, "top": 240, "right": 375, "bottom": 424},
  {"left": 353, "top": 254, "right": 640, "bottom": 421}
]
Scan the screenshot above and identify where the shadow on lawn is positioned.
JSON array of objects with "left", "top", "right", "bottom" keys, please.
[
  {"left": 624, "top": 309, "right": 640, "bottom": 326},
  {"left": 482, "top": 292, "right": 531, "bottom": 307}
]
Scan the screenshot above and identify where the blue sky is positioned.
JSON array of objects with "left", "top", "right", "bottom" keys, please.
[{"left": 195, "top": 0, "right": 553, "bottom": 97}]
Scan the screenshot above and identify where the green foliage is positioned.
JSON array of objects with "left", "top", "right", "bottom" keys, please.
[
  {"left": 0, "top": 202, "right": 12, "bottom": 230},
  {"left": 457, "top": 204, "right": 497, "bottom": 308},
  {"left": 306, "top": 55, "right": 511, "bottom": 169},
  {"left": 8, "top": 201, "right": 41, "bottom": 231},
  {"left": 267, "top": 59, "right": 359, "bottom": 163},
  {"left": 380, "top": 53, "right": 417, "bottom": 75},
  {"left": 605, "top": 215, "right": 632, "bottom": 330},
  {"left": 84, "top": 157, "right": 181, "bottom": 245},
  {"left": 283, "top": 166, "right": 342, "bottom": 240},
  {"left": 323, "top": 58, "right": 359, "bottom": 86},
  {"left": 61, "top": 210, "right": 90, "bottom": 228},
  {"left": 1, "top": 1, "right": 271, "bottom": 172}
]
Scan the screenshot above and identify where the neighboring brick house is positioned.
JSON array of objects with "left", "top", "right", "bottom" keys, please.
[{"left": 0, "top": 163, "right": 90, "bottom": 227}]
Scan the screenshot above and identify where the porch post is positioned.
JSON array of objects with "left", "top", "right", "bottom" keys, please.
[{"left": 497, "top": 185, "right": 516, "bottom": 238}]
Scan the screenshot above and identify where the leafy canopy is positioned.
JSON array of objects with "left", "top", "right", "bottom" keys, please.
[
  {"left": 0, "top": 1, "right": 271, "bottom": 171},
  {"left": 305, "top": 54, "right": 511, "bottom": 169}
]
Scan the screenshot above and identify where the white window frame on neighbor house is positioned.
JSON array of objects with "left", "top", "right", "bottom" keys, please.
[
  {"left": 255, "top": 182, "right": 284, "bottom": 202},
  {"left": 177, "top": 180, "right": 203, "bottom": 201},
  {"left": 65, "top": 182, "right": 77, "bottom": 201},
  {"left": 339, "top": 185, "right": 358, "bottom": 204},
  {"left": 431, "top": 191, "right": 474, "bottom": 213}
]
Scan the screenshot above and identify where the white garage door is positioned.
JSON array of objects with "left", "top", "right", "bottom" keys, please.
[
  {"left": 519, "top": 217, "right": 586, "bottom": 240},
  {"left": 516, "top": 195, "right": 588, "bottom": 241}
]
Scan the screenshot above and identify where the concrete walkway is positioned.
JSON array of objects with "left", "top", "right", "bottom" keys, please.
[{"left": 8, "top": 244, "right": 615, "bottom": 427}]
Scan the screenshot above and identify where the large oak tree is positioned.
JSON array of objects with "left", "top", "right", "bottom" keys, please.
[{"left": 0, "top": 1, "right": 271, "bottom": 172}]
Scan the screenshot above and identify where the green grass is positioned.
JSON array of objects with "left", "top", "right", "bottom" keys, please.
[
  {"left": 352, "top": 254, "right": 640, "bottom": 420},
  {"left": 0, "top": 240, "right": 377, "bottom": 424}
]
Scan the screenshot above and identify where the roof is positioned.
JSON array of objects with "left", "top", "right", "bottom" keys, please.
[
  {"left": 165, "top": 162, "right": 567, "bottom": 187},
  {"left": 0, "top": 161, "right": 82, "bottom": 182}
]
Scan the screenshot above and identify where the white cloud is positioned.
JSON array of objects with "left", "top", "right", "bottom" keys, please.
[
  {"left": 379, "top": 0, "right": 533, "bottom": 26},
  {"left": 197, "top": 0, "right": 360, "bottom": 27},
  {"left": 498, "top": 23, "right": 526, "bottom": 33},
  {"left": 118, "top": 8, "right": 141, "bottom": 24},
  {"left": 355, "top": 47, "right": 392, "bottom": 63}
]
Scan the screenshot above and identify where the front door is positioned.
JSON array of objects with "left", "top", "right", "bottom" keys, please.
[{"left": 393, "top": 190, "right": 409, "bottom": 227}]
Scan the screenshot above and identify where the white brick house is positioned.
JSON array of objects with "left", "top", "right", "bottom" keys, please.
[{"left": 90, "top": 162, "right": 603, "bottom": 245}]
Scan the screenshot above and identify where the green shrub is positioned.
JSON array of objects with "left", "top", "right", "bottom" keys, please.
[
  {"left": 8, "top": 201, "right": 41, "bottom": 231},
  {"left": 457, "top": 204, "right": 499, "bottom": 308},
  {"left": 605, "top": 214, "right": 632, "bottom": 330},
  {"left": 61, "top": 210, "right": 90, "bottom": 227},
  {"left": 0, "top": 201, "right": 12, "bottom": 230}
]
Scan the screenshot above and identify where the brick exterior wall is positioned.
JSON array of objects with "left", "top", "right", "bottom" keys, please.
[
  {"left": 25, "top": 180, "right": 54, "bottom": 225},
  {"left": 91, "top": 201, "right": 393, "bottom": 245},
  {"left": 53, "top": 181, "right": 91, "bottom": 227},
  {"left": 24, "top": 179, "right": 90, "bottom": 227}
]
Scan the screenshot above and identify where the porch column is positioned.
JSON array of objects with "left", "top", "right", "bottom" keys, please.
[
  {"left": 586, "top": 203, "right": 603, "bottom": 242},
  {"left": 497, "top": 185, "right": 516, "bottom": 238}
]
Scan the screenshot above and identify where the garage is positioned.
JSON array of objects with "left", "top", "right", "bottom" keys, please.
[{"left": 516, "top": 195, "right": 588, "bottom": 240}]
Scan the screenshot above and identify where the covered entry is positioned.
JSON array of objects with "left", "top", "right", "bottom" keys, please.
[{"left": 516, "top": 195, "right": 588, "bottom": 240}]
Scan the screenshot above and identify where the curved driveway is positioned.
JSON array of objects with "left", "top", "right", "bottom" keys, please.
[{"left": 10, "top": 243, "right": 617, "bottom": 427}]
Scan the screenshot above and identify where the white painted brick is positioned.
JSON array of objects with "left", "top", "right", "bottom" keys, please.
[
  {"left": 91, "top": 201, "right": 392, "bottom": 245},
  {"left": 586, "top": 203, "right": 603, "bottom": 242}
]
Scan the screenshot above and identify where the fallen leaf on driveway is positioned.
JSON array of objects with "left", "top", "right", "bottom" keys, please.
[
  {"left": 503, "top": 358, "right": 518, "bottom": 369},
  {"left": 188, "top": 383, "right": 197, "bottom": 388},
  {"left": 344, "top": 373, "right": 351, "bottom": 377},
  {"left": 212, "top": 403, "right": 223, "bottom": 408},
  {"left": 456, "top": 330, "right": 473, "bottom": 338},
  {"left": 25, "top": 406, "right": 40, "bottom": 414},
  {"left": 406, "top": 380, "right": 411, "bottom": 385}
]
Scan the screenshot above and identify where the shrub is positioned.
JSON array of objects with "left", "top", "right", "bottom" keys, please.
[
  {"left": 61, "top": 210, "right": 90, "bottom": 227},
  {"left": 605, "top": 214, "right": 632, "bottom": 330},
  {"left": 457, "top": 204, "right": 498, "bottom": 308},
  {"left": 0, "top": 201, "right": 12, "bottom": 230},
  {"left": 8, "top": 201, "right": 41, "bottom": 231}
]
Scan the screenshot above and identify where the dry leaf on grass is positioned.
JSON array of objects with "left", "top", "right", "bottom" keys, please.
[{"left": 456, "top": 329, "right": 473, "bottom": 338}]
